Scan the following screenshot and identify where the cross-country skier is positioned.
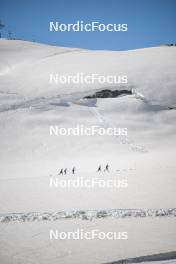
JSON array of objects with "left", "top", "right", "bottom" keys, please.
[
  {"left": 64, "top": 168, "right": 67, "bottom": 175},
  {"left": 104, "top": 163, "right": 109, "bottom": 172},
  {"left": 72, "top": 167, "right": 75, "bottom": 174},
  {"left": 59, "top": 168, "right": 63, "bottom": 175},
  {"left": 97, "top": 165, "right": 101, "bottom": 172}
]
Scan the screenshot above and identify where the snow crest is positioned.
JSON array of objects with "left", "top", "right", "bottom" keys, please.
[{"left": 0, "top": 208, "right": 175, "bottom": 223}]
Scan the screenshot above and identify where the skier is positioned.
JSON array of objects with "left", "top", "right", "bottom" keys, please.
[
  {"left": 104, "top": 163, "right": 109, "bottom": 172},
  {"left": 64, "top": 168, "right": 67, "bottom": 175},
  {"left": 97, "top": 165, "right": 101, "bottom": 172},
  {"left": 72, "top": 167, "right": 75, "bottom": 174},
  {"left": 59, "top": 168, "right": 63, "bottom": 175}
]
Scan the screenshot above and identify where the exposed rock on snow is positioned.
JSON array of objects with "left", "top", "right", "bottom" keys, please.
[
  {"left": 84, "top": 89, "right": 132, "bottom": 99},
  {"left": 0, "top": 208, "right": 175, "bottom": 223}
]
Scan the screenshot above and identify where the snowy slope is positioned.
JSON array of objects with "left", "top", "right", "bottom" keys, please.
[
  {"left": 0, "top": 39, "right": 176, "bottom": 264},
  {"left": 0, "top": 39, "right": 176, "bottom": 104},
  {"left": 0, "top": 39, "right": 176, "bottom": 212}
]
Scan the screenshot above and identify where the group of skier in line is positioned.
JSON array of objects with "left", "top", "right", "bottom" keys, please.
[
  {"left": 58, "top": 164, "right": 109, "bottom": 175},
  {"left": 58, "top": 167, "right": 76, "bottom": 175},
  {"left": 97, "top": 163, "right": 109, "bottom": 172}
]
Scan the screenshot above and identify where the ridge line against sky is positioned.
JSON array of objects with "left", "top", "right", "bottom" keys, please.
[
  {"left": 0, "top": 0, "right": 176, "bottom": 51},
  {"left": 0, "top": 38, "right": 170, "bottom": 52}
]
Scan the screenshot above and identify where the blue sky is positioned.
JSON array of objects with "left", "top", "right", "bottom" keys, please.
[{"left": 1, "top": 0, "right": 176, "bottom": 50}]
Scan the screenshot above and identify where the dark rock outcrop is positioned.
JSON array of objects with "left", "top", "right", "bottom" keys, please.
[{"left": 84, "top": 89, "right": 132, "bottom": 99}]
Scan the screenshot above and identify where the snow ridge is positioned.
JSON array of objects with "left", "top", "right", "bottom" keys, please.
[{"left": 0, "top": 208, "right": 175, "bottom": 223}]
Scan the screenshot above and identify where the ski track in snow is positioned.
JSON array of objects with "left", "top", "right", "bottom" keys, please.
[
  {"left": 90, "top": 107, "right": 148, "bottom": 153},
  {"left": 38, "top": 48, "right": 84, "bottom": 61},
  {"left": 0, "top": 208, "right": 175, "bottom": 223},
  {"left": 0, "top": 48, "right": 84, "bottom": 76}
]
